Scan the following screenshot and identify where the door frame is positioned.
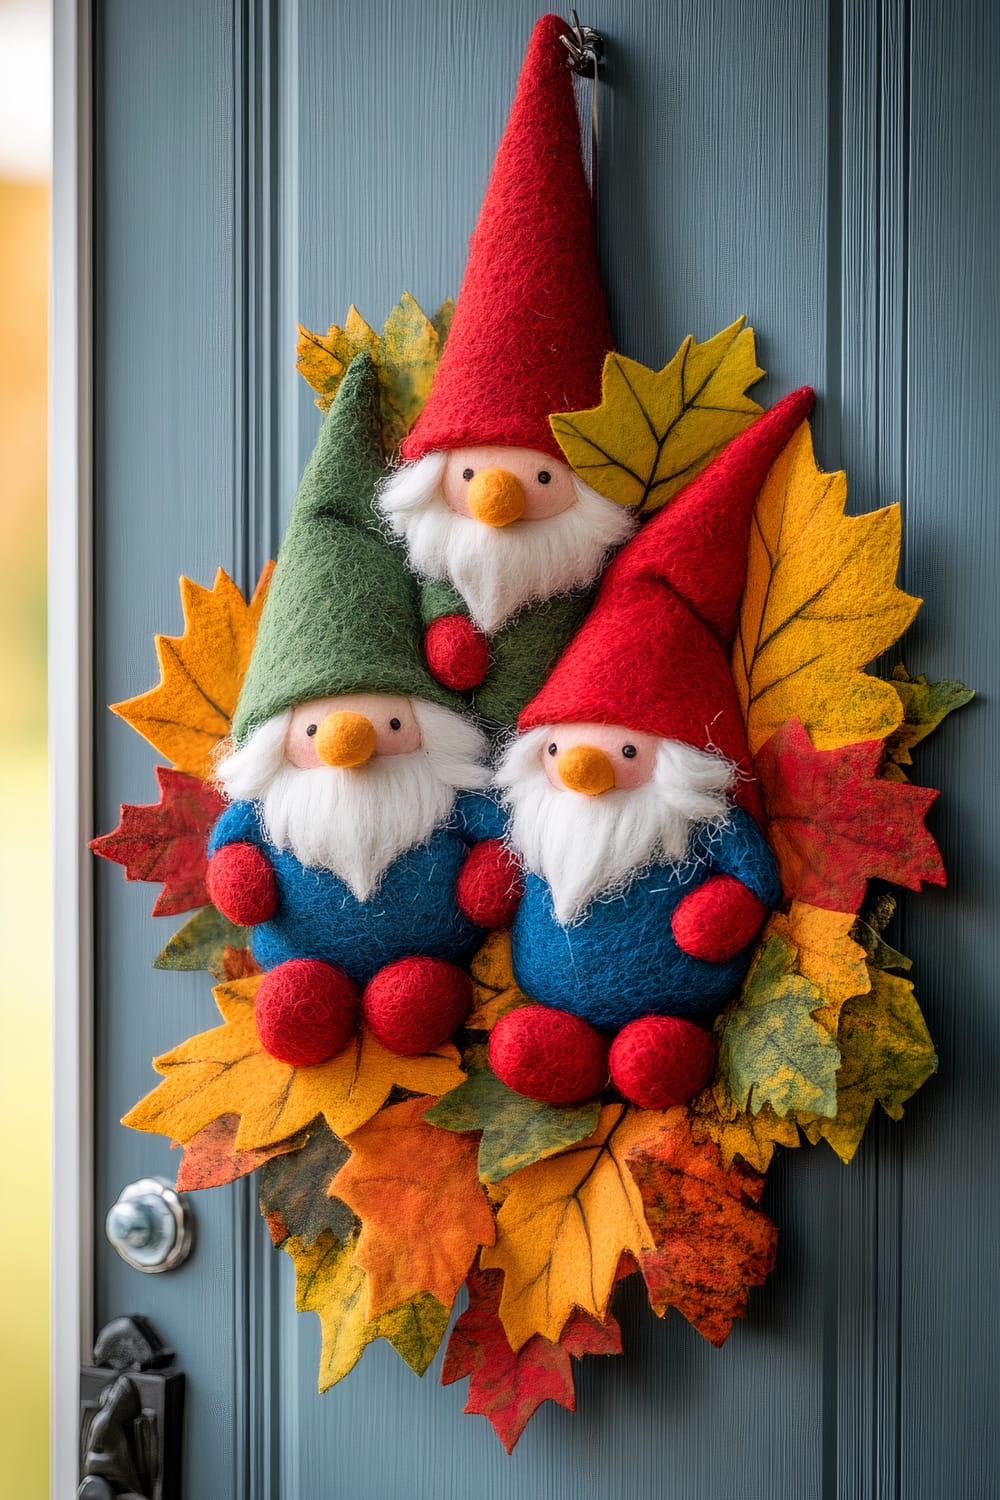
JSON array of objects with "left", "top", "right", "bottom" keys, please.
[{"left": 49, "top": 0, "right": 93, "bottom": 1494}]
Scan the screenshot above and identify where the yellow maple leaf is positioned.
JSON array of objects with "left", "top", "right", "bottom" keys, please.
[
  {"left": 766, "top": 901, "right": 870, "bottom": 1033},
  {"left": 734, "top": 421, "right": 920, "bottom": 754},
  {"left": 122, "top": 975, "right": 465, "bottom": 1151},
  {"left": 689, "top": 1091, "right": 801, "bottom": 1174},
  {"left": 479, "top": 1103, "right": 671, "bottom": 1350},
  {"left": 285, "top": 1230, "right": 449, "bottom": 1392},
  {"left": 466, "top": 931, "right": 529, "bottom": 1030},
  {"left": 296, "top": 291, "right": 454, "bottom": 451},
  {"left": 549, "top": 318, "right": 763, "bottom": 512},
  {"left": 111, "top": 564, "right": 273, "bottom": 781}
]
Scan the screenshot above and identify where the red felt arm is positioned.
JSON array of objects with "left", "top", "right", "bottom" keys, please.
[
  {"left": 206, "top": 842, "right": 277, "bottom": 927},
  {"left": 671, "top": 874, "right": 767, "bottom": 962},
  {"left": 425, "top": 614, "right": 491, "bottom": 691},
  {"left": 456, "top": 839, "right": 524, "bottom": 929}
]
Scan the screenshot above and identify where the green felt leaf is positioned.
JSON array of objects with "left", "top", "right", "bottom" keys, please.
[
  {"left": 887, "top": 665, "right": 974, "bottom": 764},
  {"left": 717, "top": 935, "right": 841, "bottom": 1119},
  {"left": 371, "top": 1292, "right": 451, "bottom": 1377},
  {"left": 424, "top": 1045, "right": 601, "bottom": 1183},
  {"left": 153, "top": 905, "right": 250, "bottom": 981},
  {"left": 259, "top": 1120, "right": 355, "bottom": 1248}
]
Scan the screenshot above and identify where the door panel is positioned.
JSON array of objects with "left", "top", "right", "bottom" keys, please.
[{"left": 90, "top": 2, "right": 999, "bottom": 1496}]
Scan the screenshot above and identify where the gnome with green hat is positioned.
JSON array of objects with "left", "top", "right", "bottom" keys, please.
[{"left": 207, "top": 355, "right": 520, "bottom": 1067}]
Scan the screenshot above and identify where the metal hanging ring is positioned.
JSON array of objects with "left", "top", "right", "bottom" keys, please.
[{"left": 560, "top": 11, "right": 604, "bottom": 74}]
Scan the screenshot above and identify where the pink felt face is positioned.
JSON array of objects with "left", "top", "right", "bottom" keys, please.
[
  {"left": 285, "top": 694, "right": 422, "bottom": 768},
  {"left": 540, "top": 722, "right": 662, "bottom": 791},
  {"left": 440, "top": 445, "right": 577, "bottom": 521}
]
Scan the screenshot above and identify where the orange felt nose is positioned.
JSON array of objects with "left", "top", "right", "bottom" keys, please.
[
  {"left": 557, "top": 745, "right": 616, "bottom": 796},
  {"left": 315, "top": 711, "right": 376, "bottom": 768},
  {"left": 467, "top": 468, "right": 526, "bottom": 527}
]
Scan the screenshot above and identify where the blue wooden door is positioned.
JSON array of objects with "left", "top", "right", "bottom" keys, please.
[{"left": 91, "top": 2, "right": 1000, "bottom": 1495}]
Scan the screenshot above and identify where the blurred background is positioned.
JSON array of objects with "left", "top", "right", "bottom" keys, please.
[{"left": 0, "top": 0, "right": 52, "bottom": 1493}]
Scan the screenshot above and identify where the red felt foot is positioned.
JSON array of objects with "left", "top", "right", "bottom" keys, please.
[
  {"left": 489, "top": 1005, "right": 608, "bottom": 1105},
  {"left": 456, "top": 838, "right": 524, "bottom": 929},
  {"left": 609, "top": 1015, "right": 716, "bottom": 1110},
  {"left": 671, "top": 874, "right": 767, "bottom": 961},
  {"left": 206, "top": 842, "right": 277, "bottom": 927},
  {"left": 425, "top": 614, "right": 491, "bottom": 691},
  {"left": 362, "top": 956, "right": 472, "bottom": 1055},
  {"left": 255, "top": 958, "right": 358, "bottom": 1067}
]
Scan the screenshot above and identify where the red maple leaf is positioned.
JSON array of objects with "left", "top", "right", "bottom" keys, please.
[
  {"left": 171, "top": 1115, "right": 306, "bottom": 1192},
  {"left": 91, "top": 766, "right": 225, "bottom": 916},
  {"left": 442, "top": 1262, "right": 622, "bottom": 1452},
  {"left": 755, "top": 719, "right": 945, "bottom": 912}
]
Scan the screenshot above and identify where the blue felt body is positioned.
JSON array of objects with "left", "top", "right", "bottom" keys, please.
[
  {"left": 509, "top": 808, "right": 781, "bottom": 1028},
  {"left": 208, "top": 790, "right": 504, "bottom": 986}
]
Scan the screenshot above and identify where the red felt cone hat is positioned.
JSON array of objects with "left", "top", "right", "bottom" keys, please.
[
  {"left": 400, "top": 14, "right": 611, "bottom": 462},
  {"left": 519, "top": 387, "right": 816, "bottom": 817}
]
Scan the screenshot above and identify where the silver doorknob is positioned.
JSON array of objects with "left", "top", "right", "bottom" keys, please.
[{"left": 105, "top": 1177, "right": 194, "bottom": 1273}]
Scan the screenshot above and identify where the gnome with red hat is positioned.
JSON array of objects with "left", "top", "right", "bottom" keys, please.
[
  {"left": 378, "top": 14, "right": 636, "bottom": 726},
  {"left": 488, "top": 388, "right": 815, "bottom": 1111}
]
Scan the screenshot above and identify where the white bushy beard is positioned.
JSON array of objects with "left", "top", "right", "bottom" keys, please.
[
  {"left": 496, "top": 728, "right": 737, "bottom": 926},
  {"left": 215, "top": 702, "right": 490, "bottom": 901},
  {"left": 377, "top": 452, "right": 638, "bottom": 634}
]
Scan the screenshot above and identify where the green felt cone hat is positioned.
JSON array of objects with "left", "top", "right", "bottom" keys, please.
[{"left": 232, "top": 353, "right": 462, "bottom": 744}]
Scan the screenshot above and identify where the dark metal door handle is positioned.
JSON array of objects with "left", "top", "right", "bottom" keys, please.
[{"left": 78, "top": 1315, "right": 184, "bottom": 1500}]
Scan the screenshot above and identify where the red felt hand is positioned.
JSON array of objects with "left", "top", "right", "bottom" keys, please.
[
  {"left": 206, "top": 842, "right": 277, "bottom": 927},
  {"left": 671, "top": 874, "right": 767, "bottom": 962},
  {"left": 425, "top": 614, "right": 491, "bottom": 691},
  {"left": 456, "top": 839, "right": 524, "bottom": 929}
]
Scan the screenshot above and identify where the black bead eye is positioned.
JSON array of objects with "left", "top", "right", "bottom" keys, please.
[
  {"left": 622, "top": 744, "right": 637, "bottom": 759},
  {"left": 548, "top": 742, "right": 558, "bottom": 756},
  {"left": 537, "top": 470, "right": 551, "bottom": 484},
  {"left": 389, "top": 717, "right": 401, "bottom": 731},
  {"left": 306, "top": 723, "right": 318, "bottom": 737},
  {"left": 462, "top": 467, "right": 475, "bottom": 481}
]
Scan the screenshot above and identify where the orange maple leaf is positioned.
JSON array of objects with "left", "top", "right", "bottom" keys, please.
[
  {"left": 112, "top": 563, "right": 273, "bottom": 780},
  {"left": 332, "top": 1096, "right": 496, "bottom": 1317},
  {"left": 122, "top": 976, "right": 465, "bottom": 1152}
]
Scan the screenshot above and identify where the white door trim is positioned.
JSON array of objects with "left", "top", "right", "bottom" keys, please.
[{"left": 49, "top": 0, "right": 93, "bottom": 1493}]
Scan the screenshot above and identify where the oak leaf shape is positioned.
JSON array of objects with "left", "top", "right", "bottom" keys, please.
[
  {"left": 689, "top": 1092, "right": 802, "bottom": 1174},
  {"left": 111, "top": 564, "right": 273, "bottom": 781},
  {"left": 479, "top": 1104, "right": 670, "bottom": 1350},
  {"left": 285, "top": 1229, "right": 449, "bottom": 1392},
  {"left": 331, "top": 1096, "right": 495, "bottom": 1317},
  {"left": 799, "top": 969, "right": 937, "bottom": 1162},
  {"left": 296, "top": 291, "right": 454, "bottom": 451},
  {"left": 424, "top": 1044, "right": 600, "bottom": 1183},
  {"left": 734, "top": 421, "right": 920, "bottom": 754},
  {"left": 550, "top": 318, "right": 763, "bottom": 512},
  {"left": 465, "top": 931, "right": 529, "bottom": 1031},
  {"left": 627, "top": 1113, "right": 778, "bottom": 1345},
  {"left": 442, "top": 1262, "right": 622, "bottom": 1453},
  {"left": 171, "top": 1115, "right": 306, "bottom": 1192},
  {"left": 886, "top": 665, "right": 974, "bottom": 765},
  {"left": 153, "top": 905, "right": 251, "bottom": 981},
  {"left": 122, "top": 976, "right": 465, "bottom": 1151},
  {"left": 258, "top": 1120, "right": 355, "bottom": 1248},
  {"left": 90, "top": 766, "right": 224, "bottom": 916},
  {"left": 756, "top": 719, "right": 946, "bottom": 911}
]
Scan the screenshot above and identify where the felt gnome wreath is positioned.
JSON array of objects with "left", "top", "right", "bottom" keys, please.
[{"left": 92, "top": 12, "right": 973, "bottom": 1454}]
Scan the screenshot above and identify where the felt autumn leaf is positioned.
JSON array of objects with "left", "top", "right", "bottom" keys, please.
[
  {"left": 756, "top": 719, "right": 946, "bottom": 911},
  {"left": 90, "top": 767, "right": 224, "bottom": 917},
  {"left": 626, "top": 1114, "right": 777, "bottom": 1345},
  {"left": 112, "top": 564, "right": 273, "bottom": 781},
  {"left": 886, "top": 665, "right": 974, "bottom": 765},
  {"left": 172, "top": 1115, "right": 306, "bottom": 1193},
  {"left": 689, "top": 1092, "right": 802, "bottom": 1174},
  {"left": 465, "top": 931, "right": 530, "bottom": 1030},
  {"left": 851, "top": 892, "right": 913, "bottom": 974},
  {"left": 766, "top": 901, "right": 870, "bottom": 1032},
  {"left": 716, "top": 935, "right": 841, "bottom": 1119},
  {"left": 331, "top": 1096, "right": 495, "bottom": 1317},
  {"left": 424, "top": 1045, "right": 600, "bottom": 1183},
  {"left": 734, "top": 421, "right": 920, "bottom": 754},
  {"left": 550, "top": 318, "right": 763, "bottom": 512},
  {"left": 296, "top": 291, "right": 455, "bottom": 451},
  {"left": 123, "top": 976, "right": 465, "bottom": 1152},
  {"left": 258, "top": 1121, "right": 355, "bottom": 1248},
  {"left": 153, "top": 905, "right": 251, "bottom": 982},
  {"left": 285, "top": 1230, "right": 449, "bottom": 1392},
  {"left": 442, "top": 1262, "right": 622, "bottom": 1453},
  {"left": 480, "top": 1104, "right": 671, "bottom": 1350},
  {"left": 800, "top": 969, "right": 937, "bottom": 1163}
]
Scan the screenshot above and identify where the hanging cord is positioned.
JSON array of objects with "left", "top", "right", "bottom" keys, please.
[{"left": 560, "top": 12, "right": 605, "bottom": 218}]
